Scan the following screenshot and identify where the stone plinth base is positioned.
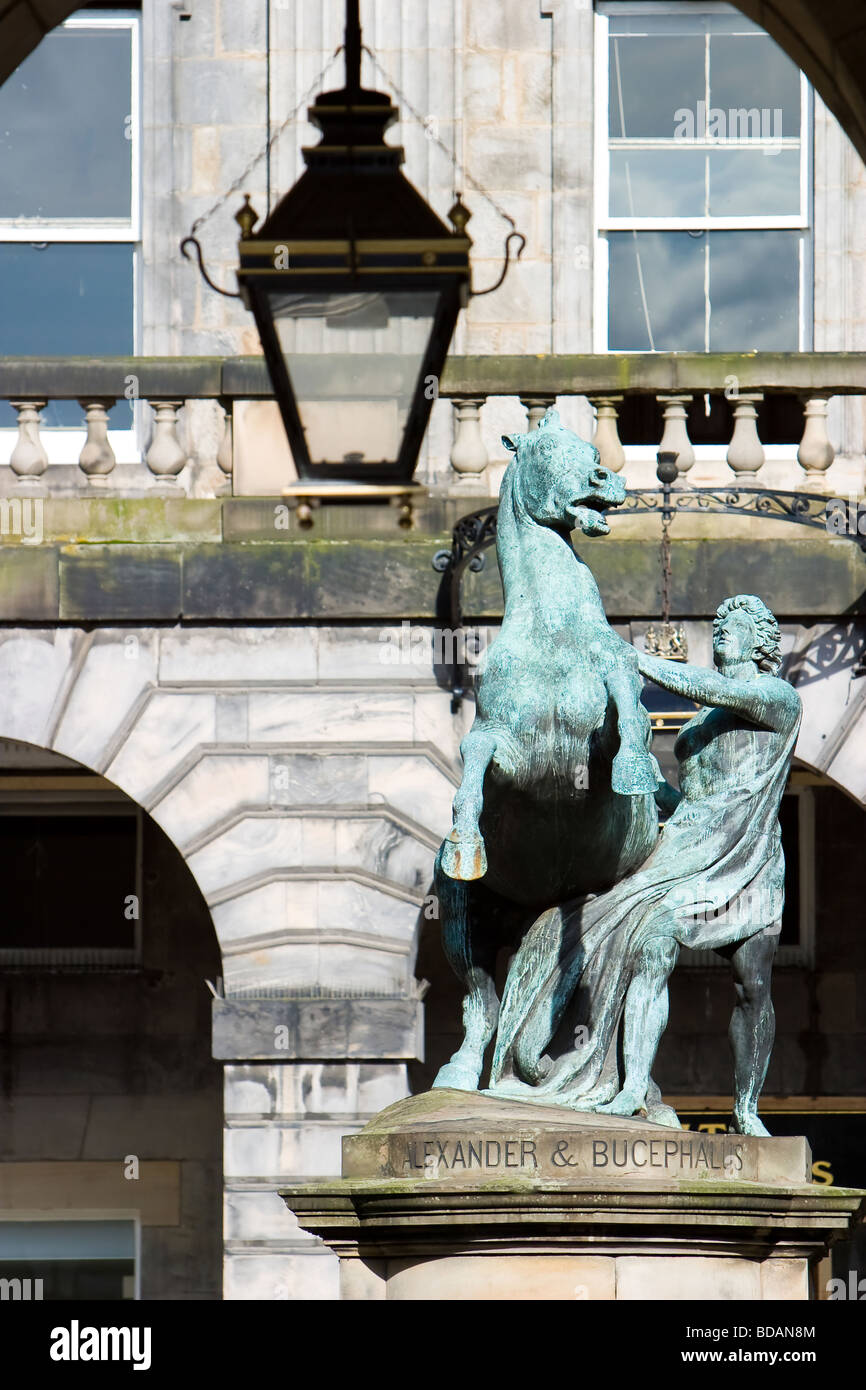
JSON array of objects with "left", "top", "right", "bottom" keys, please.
[{"left": 281, "top": 1091, "right": 866, "bottom": 1301}]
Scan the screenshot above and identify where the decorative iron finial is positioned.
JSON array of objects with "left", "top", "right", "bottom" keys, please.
[
  {"left": 235, "top": 193, "right": 259, "bottom": 240},
  {"left": 656, "top": 450, "right": 679, "bottom": 485},
  {"left": 448, "top": 194, "right": 472, "bottom": 239}
]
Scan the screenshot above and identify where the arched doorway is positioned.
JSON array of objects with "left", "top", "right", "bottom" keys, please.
[{"left": 0, "top": 737, "right": 223, "bottom": 1300}]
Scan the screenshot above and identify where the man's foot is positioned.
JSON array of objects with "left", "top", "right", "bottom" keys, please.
[
  {"left": 597, "top": 1088, "right": 647, "bottom": 1117},
  {"left": 733, "top": 1110, "right": 771, "bottom": 1137}
]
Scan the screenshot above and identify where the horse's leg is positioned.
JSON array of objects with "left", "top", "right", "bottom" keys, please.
[
  {"left": 440, "top": 725, "right": 497, "bottom": 881},
  {"left": 605, "top": 667, "right": 661, "bottom": 796},
  {"left": 431, "top": 851, "right": 500, "bottom": 1091}
]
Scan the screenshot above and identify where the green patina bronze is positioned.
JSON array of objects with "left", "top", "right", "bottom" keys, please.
[
  {"left": 432, "top": 408, "right": 661, "bottom": 1089},
  {"left": 433, "top": 410, "right": 802, "bottom": 1137}
]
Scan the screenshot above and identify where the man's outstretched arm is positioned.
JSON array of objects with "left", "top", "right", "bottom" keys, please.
[{"left": 637, "top": 650, "right": 799, "bottom": 733}]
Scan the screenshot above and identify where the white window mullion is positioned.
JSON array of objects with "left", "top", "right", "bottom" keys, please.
[{"left": 593, "top": 8, "right": 611, "bottom": 353}]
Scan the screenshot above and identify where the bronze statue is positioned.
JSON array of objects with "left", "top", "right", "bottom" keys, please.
[
  {"left": 487, "top": 594, "right": 801, "bottom": 1136},
  {"left": 432, "top": 409, "right": 661, "bottom": 1092}
]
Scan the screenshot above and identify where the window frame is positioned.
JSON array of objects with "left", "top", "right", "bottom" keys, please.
[
  {"left": 0, "top": 9, "right": 142, "bottom": 462},
  {"left": 0, "top": 1215, "right": 140, "bottom": 1301},
  {"left": 593, "top": 1, "right": 813, "bottom": 355},
  {"left": 0, "top": 10, "right": 141, "bottom": 244}
]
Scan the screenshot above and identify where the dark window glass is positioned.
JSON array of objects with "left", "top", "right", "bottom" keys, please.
[
  {"left": 708, "top": 230, "right": 799, "bottom": 350},
  {"left": 709, "top": 35, "right": 801, "bottom": 138},
  {"left": 0, "top": 1260, "right": 134, "bottom": 1299},
  {"left": 0, "top": 244, "right": 133, "bottom": 427},
  {"left": 0, "top": 814, "right": 137, "bottom": 951},
  {"left": 607, "top": 230, "right": 800, "bottom": 351},
  {"left": 608, "top": 231, "right": 706, "bottom": 351},
  {"left": 778, "top": 793, "right": 800, "bottom": 947},
  {"left": 609, "top": 36, "right": 704, "bottom": 138},
  {"left": 0, "top": 28, "right": 132, "bottom": 218}
]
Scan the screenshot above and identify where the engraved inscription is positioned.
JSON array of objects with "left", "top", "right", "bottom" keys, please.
[
  {"left": 591, "top": 1138, "right": 744, "bottom": 1171},
  {"left": 401, "top": 1132, "right": 746, "bottom": 1177},
  {"left": 405, "top": 1137, "right": 538, "bottom": 1172}
]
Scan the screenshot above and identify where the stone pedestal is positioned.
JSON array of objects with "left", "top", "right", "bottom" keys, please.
[{"left": 281, "top": 1090, "right": 866, "bottom": 1301}]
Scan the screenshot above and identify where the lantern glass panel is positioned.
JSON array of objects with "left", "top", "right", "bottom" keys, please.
[{"left": 269, "top": 287, "right": 440, "bottom": 468}]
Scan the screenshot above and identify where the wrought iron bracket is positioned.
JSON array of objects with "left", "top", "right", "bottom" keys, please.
[{"left": 432, "top": 486, "right": 866, "bottom": 710}]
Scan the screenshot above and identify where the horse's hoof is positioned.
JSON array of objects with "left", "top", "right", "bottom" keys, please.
[
  {"left": 432, "top": 1062, "right": 480, "bottom": 1091},
  {"left": 440, "top": 830, "right": 487, "bottom": 881},
  {"left": 612, "top": 749, "right": 662, "bottom": 796}
]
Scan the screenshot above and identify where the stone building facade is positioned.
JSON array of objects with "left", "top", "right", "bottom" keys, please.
[{"left": 0, "top": 0, "right": 864, "bottom": 1301}]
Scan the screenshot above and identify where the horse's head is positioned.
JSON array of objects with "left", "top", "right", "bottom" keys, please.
[{"left": 502, "top": 408, "right": 625, "bottom": 536}]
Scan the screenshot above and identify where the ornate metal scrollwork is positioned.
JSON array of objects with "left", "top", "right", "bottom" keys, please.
[
  {"left": 433, "top": 486, "right": 865, "bottom": 710},
  {"left": 620, "top": 486, "right": 839, "bottom": 532}
]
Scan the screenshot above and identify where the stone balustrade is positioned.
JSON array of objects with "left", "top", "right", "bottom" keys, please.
[{"left": 0, "top": 354, "right": 863, "bottom": 497}]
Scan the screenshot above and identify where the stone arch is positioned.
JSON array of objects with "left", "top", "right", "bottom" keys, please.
[
  {"left": 0, "top": 719, "right": 225, "bottom": 1299},
  {"left": 0, "top": 627, "right": 462, "bottom": 1001},
  {"left": 785, "top": 621, "right": 866, "bottom": 806}
]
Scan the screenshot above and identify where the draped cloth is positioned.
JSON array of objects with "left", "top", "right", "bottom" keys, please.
[{"left": 487, "top": 710, "right": 801, "bottom": 1109}]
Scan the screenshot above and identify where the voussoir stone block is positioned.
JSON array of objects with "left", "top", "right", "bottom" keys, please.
[
  {"left": 52, "top": 632, "right": 157, "bottom": 771},
  {"left": 0, "top": 633, "right": 76, "bottom": 746}
]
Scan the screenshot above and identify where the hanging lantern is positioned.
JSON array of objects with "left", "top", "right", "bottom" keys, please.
[{"left": 234, "top": 0, "right": 472, "bottom": 484}]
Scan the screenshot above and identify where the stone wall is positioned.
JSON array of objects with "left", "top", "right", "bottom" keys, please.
[{"left": 140, "top": 0, "right": 866, "bottom": 482}]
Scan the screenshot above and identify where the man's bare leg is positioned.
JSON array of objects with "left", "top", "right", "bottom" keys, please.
[
  {"left": 721, "top": 928, "right": 778, "bottom": 1137},
  {"left": 598, "top": 935, "right": 679, "bottom": 1116}
]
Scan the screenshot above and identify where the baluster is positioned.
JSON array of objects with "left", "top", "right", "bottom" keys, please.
[
  {"left": 588, "top": 394, "right": 625, "bottom": 473},
  {"left": 78, "top": 399, "right": 117, "bottom": 485},
  {"left": 217, "top": 400, "right": 233, "bottom": 487},
  {"left": 657, "top": 393, "right": 695, "bottom": 477},
  {"left": 450, "top": 398, "right": 488, "bottom": 485},
  {"left": 726, "top": 393, "right": 765, "bottom": 483},
  {"left": 9, "top": 401, "right": 49, "bottom": 482},
  {"left": 145, "top": 400, "right": 187, "bottom": 480},
  {"left": 520, "top": 396, "right": 555, "bottom": 432},
  {"left": 797, "top": 394, "right": 835, "bottom": 485}
]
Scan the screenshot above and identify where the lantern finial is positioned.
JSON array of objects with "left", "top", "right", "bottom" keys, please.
[{"left": 235, "top": 194, "right": 259, "bottom": 240}]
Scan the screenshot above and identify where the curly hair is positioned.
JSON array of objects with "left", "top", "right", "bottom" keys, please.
[{"left": 714, "top": 594, "right": 781, "bottom": 674}]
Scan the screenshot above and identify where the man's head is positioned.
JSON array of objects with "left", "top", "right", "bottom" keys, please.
[{"left": 713, "top": 594, "right": 781, "bottom": 674}]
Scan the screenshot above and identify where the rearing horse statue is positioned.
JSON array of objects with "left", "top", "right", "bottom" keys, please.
[{"left": 433, "top": 408, "right": 662, "bottom": 1091}]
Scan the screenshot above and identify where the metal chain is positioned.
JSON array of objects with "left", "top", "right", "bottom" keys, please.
[
  {"left": 183, "top": 41, "right": 524, "bottom": 300},
  {"left": 361, "top": 45, "right": 518, "bottom": 233},
  {"left": 188, "top": 45, "right": 345, "bottom": 237},
  {"left": 660, "top": 508, "right": 672, "bottom": 627}
]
